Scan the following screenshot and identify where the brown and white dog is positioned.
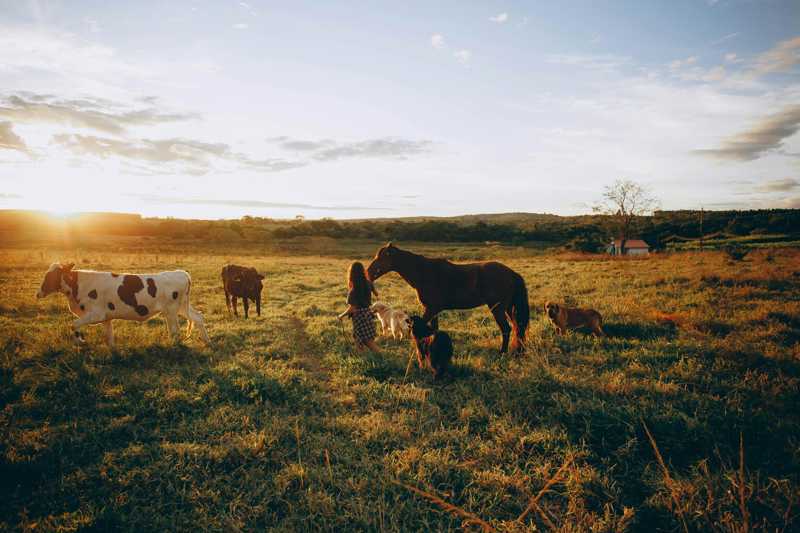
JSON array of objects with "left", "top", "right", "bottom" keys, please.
[
  {"left": 36, "top": 262, "right": 210, "bottom": 347},
  {"left": 369, "top": 301, "right": 409, "bottom": 339},
  {"left": 544, "top": 301, "right": 605, "bottom": 337}
]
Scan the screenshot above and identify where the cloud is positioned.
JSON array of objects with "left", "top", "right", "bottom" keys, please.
[
  {"left": 0, "top": 193, "right": 23, "bottom": 199},
  {"left": 751, "top": 36, "right": 800, "bottom": 76},
  {"left": 53, "top": 133, "right": 305, "bottom": 174},
  {"left": 666, "top": 55, "right": 732, "bottom": 83},
  {"left": 233, "top": 23, "right": 248, "bottom": 29},
  {"left": 130, "top": 194, "right": 385, "bottom": 211},
  {"left": 454, "top": 49, "right": 472, "bottom": 65},
  {"left": 489, "top": 12, "right": 508, "bottom": 24},
  {"left": 0, "top": 93, "right": 197, "bottom": 134},
  {"left": 0, "top": 121, "right": 29, "bottom": 153},
  {"left": 547, "top": 53, "right": 630, "bottom": 72},
  {"left": 431, "top": 33, "right": 445, "bottom": 49},
  {"left": 711, "top": 32, "right": 740, "bottom": 46},
  {"left": 693, "top": 105, "right": 800, "bottom": 161},
  {"left": 753, "top": 178, "right": 799, "bottom": 192},
  {"left": 53, "top": 133, "right": 431, "bottom": 174},
  {"left": 269, "top": 136, "right": 435, "bottom": 161},
  {"left": 669, "top": 56, "right": 698, "bottom": 70},
  {"left": 0, "top": 26, "right": 149, "bottom": 83}
]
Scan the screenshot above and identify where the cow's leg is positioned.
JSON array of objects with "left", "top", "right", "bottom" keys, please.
[
  {"left": 71, "top": 311, "right": 106, "bottom": 344},
  {"left": 103, "top": 320, "right": 115, "bottom": 348},
  {"left": 224, "top": 289, "right": 231, "bottom": 314},
  {"left": 232, "top": 295, "right": 239, "bottom": 316},
  {"left": 165, "top": 311, "right": 180, "bottom": 343},
  {"left": 490, "top": 304, "right": 512, "bottom": 354},
  {"left": 256, "top": 293, "right": 261, "bottom": 317},
  {"left": 243, "top": 297, "right": 249, "bottom": 319},
  {"left": 183, "top": 304, "right": 210, "bottom": 344}
]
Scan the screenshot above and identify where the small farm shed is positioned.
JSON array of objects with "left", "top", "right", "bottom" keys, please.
[{"left": 607, "top": 239, "right": 650, "bottom": 256}]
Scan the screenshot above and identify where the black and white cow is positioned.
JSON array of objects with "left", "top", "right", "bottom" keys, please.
[{"left": 36, "top": 262, "right": 210, "bottom": 347}]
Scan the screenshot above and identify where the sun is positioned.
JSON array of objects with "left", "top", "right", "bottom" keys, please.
[{"left": 42, "top": 209, "right": 78, "bottom": 220}]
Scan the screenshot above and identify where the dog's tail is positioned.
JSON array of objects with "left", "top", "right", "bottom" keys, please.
[{"left": 509, "top": 273, "right": 530, "bottom": 353}]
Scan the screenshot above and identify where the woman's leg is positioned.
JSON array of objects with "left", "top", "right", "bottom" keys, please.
[{"left": 364, "top": 339, "right": 381, "bottom": 353}]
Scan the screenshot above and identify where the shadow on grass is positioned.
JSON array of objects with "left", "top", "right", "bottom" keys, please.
[{"left": 603, "top": 320, "right": 677, "bottom": 341}]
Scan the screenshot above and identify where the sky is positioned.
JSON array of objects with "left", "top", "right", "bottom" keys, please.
[{"left": 0, "top": 0, "right": 798, "bottom": 220}]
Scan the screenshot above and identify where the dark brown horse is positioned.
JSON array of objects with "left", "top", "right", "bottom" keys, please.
[{"left": 366, "top": 243, "right": 529, "bottom": 353}]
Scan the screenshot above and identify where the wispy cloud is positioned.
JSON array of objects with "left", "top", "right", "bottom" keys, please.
[
  {"left": 547, "top": 53, "right": 630, "bottom": 72},
  {"left": 724, "top": 53, "right": 741, "bottom": 63},
  {"left": 233, "top": 23, "right": 248, "bottom": 30},
  {"left": 710, "top": 32, "right": 740, "bottom": 46},
  {"left": 0, "top": 121, "right": 30, "bottom": 153},
  {"left": 669, "top": 56, "right": 698, "bottom": 70},
  {"left": 430, "top": 33, "right": 445, "bottom": 49},
  {"left": 750, "top": 35, "right": 800, "bottom": 76},
  {"left": 130, "top": 194, "right": 386, "bottom": 211},
  {"left": 53, "top": 134, "right": 305, "bottom": 175},
  {"left": 753, "top": 178, "right": 799, "bottom": 193},
  {"left": 0, "top": 93, "right": 196, "bottom": 134},
  {"left": 454, "top": 49, "right": 472, "bottom": 65},
  {"left": 489, "top": 12, "right": 508, "bottom": 24},
  {"left": 269, "top": 136, "right": 435, "bottom": 161},
  {"left": 693, "top": 105, "right": 800, "bottom": 161}
]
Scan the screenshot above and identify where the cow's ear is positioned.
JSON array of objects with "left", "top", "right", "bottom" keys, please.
[
  {"left": 386, "top": 241, "right": 394, "bottom": 248},
  {"left": 62, "top": 262, "right": 75, "bottom": 272},
  {"left": 257, "top": 274, "right": 265, "bottom": 280}
]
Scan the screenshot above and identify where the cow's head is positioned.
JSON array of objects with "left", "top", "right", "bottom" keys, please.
[
  {"left": 366, "top": 242, "right": 398, "bottom": 282},
  {"left": 36, "top": 262, "right": 74, "bottom": 298}
]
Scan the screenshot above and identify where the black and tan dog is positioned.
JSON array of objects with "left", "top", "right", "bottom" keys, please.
[
  {"left": 545, "top": 301, "right": 605, "bottom": 337},
  {"left": 406, "top": 315, "right": 453, "bottom": 380}
]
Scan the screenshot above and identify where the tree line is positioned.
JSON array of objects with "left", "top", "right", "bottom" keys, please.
[{"left": 1, "top": 208, "right": 798, "bottom": 251}]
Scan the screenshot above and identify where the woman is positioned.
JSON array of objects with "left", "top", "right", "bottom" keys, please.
[{"left": 337, "top": 261, "right": 380, "bottom": 352}]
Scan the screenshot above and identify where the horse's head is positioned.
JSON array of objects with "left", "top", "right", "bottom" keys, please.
[{"left": 366, "top": 242, "right": 398, "bottom": 281}]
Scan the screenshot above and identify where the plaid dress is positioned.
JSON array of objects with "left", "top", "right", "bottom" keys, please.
[
  {"left": 350, "top": 307, "right": 377, "bottom": 344},
  {"left": 347, "top": 283, "right": 376, "bottom": 345}
]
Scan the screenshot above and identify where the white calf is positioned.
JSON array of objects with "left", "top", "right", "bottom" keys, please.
[
  {"left": 370, "top": 301, "right": 410, "bottom": 339},
  {"left": 36, "top": 262, "right": 209, "bottom": 347}
]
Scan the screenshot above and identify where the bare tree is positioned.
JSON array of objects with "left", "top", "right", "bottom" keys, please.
[{"left": 593, "top": 179, "right": 659, "bottom": 254}]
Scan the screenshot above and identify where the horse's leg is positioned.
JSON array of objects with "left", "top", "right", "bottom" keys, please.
[{"left": 490, "top": 304, "right": 512, "bottom": 354}]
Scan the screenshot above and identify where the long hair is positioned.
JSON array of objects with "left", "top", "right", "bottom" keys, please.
[{"left": 347, "top": 261, "right": 372, "bottom": 307}]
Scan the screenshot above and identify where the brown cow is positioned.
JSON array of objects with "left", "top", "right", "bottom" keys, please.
[{"left": 221, "top": 264, "right": 264, "bottom": 318}]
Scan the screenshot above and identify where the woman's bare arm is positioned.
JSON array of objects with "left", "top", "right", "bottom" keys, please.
[{"left": 338, "top": 304, "right": 356, "bottom": 319}]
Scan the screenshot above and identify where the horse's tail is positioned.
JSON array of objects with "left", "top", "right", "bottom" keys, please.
[{"left": 509, "top": 273, "right": 530, "bottom": 352}]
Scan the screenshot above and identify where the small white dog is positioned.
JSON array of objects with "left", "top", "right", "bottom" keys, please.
[{"left": 370, "top": 302, "right": 410, "bottom": 339}]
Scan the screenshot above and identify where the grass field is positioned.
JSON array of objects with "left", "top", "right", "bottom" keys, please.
[{"left": 1, "top": 243, "right": 799, "bottom": 531}]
